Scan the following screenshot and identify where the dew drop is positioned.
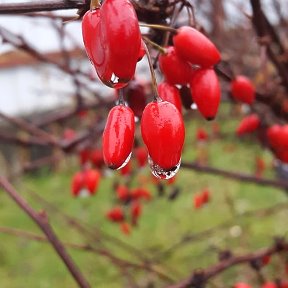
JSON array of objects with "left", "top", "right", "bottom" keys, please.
[
  {"left": 102, "top": 73, "right": 129, "bottom": 89},
  {"left": 148, "top": 155, "right": 181, "bottom": 180},
  {"left": 191, "top": 103, "right": 198, "bottom": 110},
  {"left": 115, "top": 152, "right": 132, "bottom": 170},
  {"left": 79, "top": 188, "right": 90, "bottom": 198}
]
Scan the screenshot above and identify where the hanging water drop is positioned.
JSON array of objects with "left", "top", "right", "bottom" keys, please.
[
  {"left": 115, "top": 152, "right": 132, "bottom": 170},
  {"left": 148, "top": 155, "right": 181, "bottom": 179}
]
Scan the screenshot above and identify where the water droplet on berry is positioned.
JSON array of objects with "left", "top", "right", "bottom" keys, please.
[
  {"left": 103, "top": 73, "right": 129, "bottom": 89},
  {"left": 116, "top": 152, "right": 132, "bottom": 170},
  {"left": 191, "top": 103, "right": 198, "bottom": 110},
  {"left": 79, "top": 188, "right": 90, "bottom": 198},
  {"left": 148, "top": 155, "right": 180, "bottom": 179}
]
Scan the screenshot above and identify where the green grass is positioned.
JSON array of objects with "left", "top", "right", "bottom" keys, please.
[{"left": 0, "top": 106, "right": 288, "bottom": 287}]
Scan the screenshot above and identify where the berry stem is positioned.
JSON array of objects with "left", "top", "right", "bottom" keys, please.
[
  {"left": 142, "top": 36, "right": 166, "bottom": 54},
  {"left": 90, "top": 0, "right": 100, "bottom": 10},
  {"left": 118, "top": 88, "right": 125, "bottom": 105},
  {"left": 139, "top": 23, "right": 177, "bottom": 34},
  {"left": 143, "top": 41, "right": 162, "bottom": 102}
]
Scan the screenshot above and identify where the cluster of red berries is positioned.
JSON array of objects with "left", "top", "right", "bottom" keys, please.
[
  {"left": 193, "top": 189, "right": 210, "bottom": 209},
  {"left": 106, "top": 184, "right": 153, "bottom": 235},
  {"left": 82, "top": 0, "right": 223, "bottom": 179}
]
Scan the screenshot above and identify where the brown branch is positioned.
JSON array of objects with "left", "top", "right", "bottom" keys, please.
[
  {"left": 181, "top": 161, "right": 288, "bottom": 191},
  {"left": 0, "top": 1, "right": 87, "bottom": 14},
  {"left": 153, "top": 202, "right": 288, "bottom": 262},
  {"left": 167, "top": 238, "right": 288, "bottom": 288},
  {"left": 0, "top": 177, "right": 91, "bottom": 288}
]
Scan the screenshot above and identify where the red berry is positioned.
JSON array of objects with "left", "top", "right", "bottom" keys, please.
[
  {"left": 82, "top": 0, "right": 141, "bottom": 88},
  {"left": 196, "top": 128, "right": 208, "bottom": 141},
  {"left": 79, "top": 148, "right": 91, "bottom": 165},
  {"left": 231, "top": 76, "right": 255, "bottom": 104},
  {"left": 90, "top": 148, "right": 105, "bottom": 169},
  {"left": 194, "top": 194, "right": 203, "bottom": 209},
  {"left": 141, "top": 101, "right": 185, "bottom": 176},
  {"left": 131, "top": 201, "right": 142, "bottom": 225},
  {"left": 71, "top": 172, "right": 84, "bottom": 197},
  {"left": 116, "top": 185, "right": 130, "bottom": 201},
  {"left": 236, "top": 114, "right": 260, "bottom": 136},
  {"left": 103, "top": 105, "right": 135, "bottom": 169},
  {"left": 84, "top": 169, "right": 100, "bottom": 194},
  {"left": 101, "top": 0, "right": 141, "bottom": 83},
  {"left": 262, "top": 282, "right": 277, "bottom": 288},
  {"left": 158, "top": 82, "right": 182, "bottom": 113},
  {"left": 173, "top": 26, "right": 221, "bottom": 68},
  {"left": 201, "top": 189, "right": 210, "bottom": 204},
  {"left": 138, "top": 39, "right": 146, "bottom": 62},
  {"left": 234, "top": 284, "right": 252, "bottom": 288},
  {"left": 267, "top": 125, "right": 282, "bottom": 149},
  {"left": 134, "top": 146, "right": 148, "bottom": 167},
  {"left": 159, "top": 46, "right": 195, "bottom": 85},
  {"left": 120, "top": 222, "right": 131, "bottom": 235},
  {"left": 107, "top": 207, "right": 125, "bottom": 222},
  {"left": 125, "top": 79, "right": 147, "bottom": 118},
  {"left": 190, "top": 69, "right": 221, "bottom": 120}
]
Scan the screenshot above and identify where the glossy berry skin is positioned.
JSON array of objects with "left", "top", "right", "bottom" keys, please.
[
  {"left": 125, "top": 79, "right": 147, "bottom": 118},
  {"left": 141, "top": 101, "right": 185, "bottom": 170},
  {"left": 236, "top": 114, "right": 260, "bottom": 136},
  {"left": 173, "top": 26, "right": 221, "bottom": 68},
  {"left": 158, "top": 82, "right": 182, "bottom": 113},
  {"left": 103, "top": 105, "right": 135, "bottom": 169},
  {"left": 267, "top": 125, "right": 282, "bottom": 149},
  {"left": 82, "top": 9, "right": 113, "bottom": 86},
  {"left": 101, "top": 0, "right": 141, "bottom": 82},
  {"left": 190, "top": 69, "right": 221, "bottom": 120},
  {"left": 159, "top": 46, "right": 195, "bottom": 85},
  {"left": 82, "top": 0, "right": 141, "bottom": 88},
  {"left": 231, "top": 76, "right": 255, "bottom": 104}
]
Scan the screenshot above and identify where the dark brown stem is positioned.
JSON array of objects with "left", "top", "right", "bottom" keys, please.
[
  {"left": 181, "top": 161, "right": 288, "bottom": 191},
  {"left": 0, "top": 1, "right": 87, "bottom": 14},
  {"left": 0, "top": 177, "right": 91, "bottom": 288}
]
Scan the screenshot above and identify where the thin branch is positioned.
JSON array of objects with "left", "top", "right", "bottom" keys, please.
[
  {"left": 181, "top": 161, "right": 288, "bottom": 191},
  {"left": 0, "top": 177, "right": 91, "bottom": 288}
]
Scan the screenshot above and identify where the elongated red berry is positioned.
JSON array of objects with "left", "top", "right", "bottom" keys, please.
[
  {"left": 125, "top": 79, "right": 147, "bottom": 118},
  {"left": 103, "top": 105, "right": 135, "bottom": 169},
  {"left": 107, "top": 207, "right": 125, "bottom": 223},
  {"left": 159, "top": 46, "right": 195, "bottom": 85},
  {"left": 116, "top": 185, "right": 130, "bottom": 201},
  {"left": 131, "top": 201, "right": 142, "bottom": 225},
  {"left": 141, "top": 101, "right": 185, "bottom": 174},
  {"left": 101, "top": 0, "right": 141, "bottom": 82},
  {"left": 158, "top": 82, "right": 182, "bottom": 113},
  {"left": 236, "top": 114, "right": 260, "bottom": 135},
  {"left": 173, "top": 26, "right": 221, "bottom": 68},
  {"left": 190, "top": 69, "right": 221, "bottom": 120},
  {"left": 231, "top": 76, "right": 255, "bottom": 104},
  {"left": 84, "top": 169, "right": 100, "bottom": 194},
  {"left": 267, "top": 125, "right": 282, "bottom": 149},
  {"left": 71, "top": 172, "right": 84, "bottom": 197}
]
